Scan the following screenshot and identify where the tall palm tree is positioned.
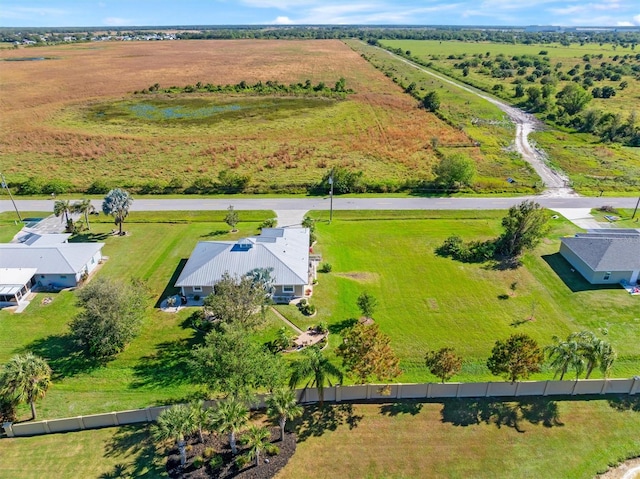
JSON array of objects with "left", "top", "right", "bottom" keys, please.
[
  {"left": 545, "top": 337, "right": 583, "bottom": 380},
  {"left": 53, "top": 199, "right": 72, "bottom": 229},
  {"left": 241, "top": 425, "right": 271, "bottom": 467},
  {"left": 151, "top": 404, "right": 195, "bottom": 467},
  {"left": 598, "top": 341, "right": 616, "bottom": 378},
  {"left": 72, "top": 199, "right": 95, "bottom": 231},
  {"left": 267, "top": 388, "right": 303, "bottom": 441},
  {"left": 0, "top": 353, "right": 52, "bottom": 420},
  {"left": 211, "top": 398, "right": 249, "bottom": 455},
  {"left": 289, "top": 346, "right": 343, "bottom": 406}
]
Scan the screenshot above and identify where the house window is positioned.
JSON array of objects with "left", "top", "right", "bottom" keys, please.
[
  {"left": 193, "top": 286, "right": 202, "bottom": 292},
  {"left": 60, "top": 275, "right": 67, "bottom": 279},
  {"left": 283, "top": 285, "right": 294, "bottom": 293},
  {"left": 604, "top": 272, "right": 611, "bottom": 281}
]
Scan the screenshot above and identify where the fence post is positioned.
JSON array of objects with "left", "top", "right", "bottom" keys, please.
[
  {"left": 631, "top": 376, "right": 640, "bottom": 395},
  {"left": 335, "top": 385, "right": 342, "bottom": 403},
  {"left": 542, "top": 380, "right": 550, "bottom": 396},
  {"left": 485, "top": 382, "right": 491, "bottom": 398},
  {"left": 77, "top": 416, "right": 86, "bottom": 430},
  {"left": 571, "top": 380, "right": 579, "bottom": 396},
  {"left": 396, "top": 383, "right": 402, "bottom": 399},
  {"left": 112, "top": 412, "right": 120, "bottom": 426},
  {"left": 366, "top": 384, "right": 372, "bottom": 400},
  {"left": 42, "top": 421, "right": 51, "bottom": 434},
  {"left": 426, "top": 383, "right": 432, "bottom": 399},
  {"left": 2, "top": 422, "right": 14, "bottom": 438}
]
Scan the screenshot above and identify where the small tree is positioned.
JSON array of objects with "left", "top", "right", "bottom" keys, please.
[
  {"left": 425, "top": 347, "right": 463, "bottom": 383},
  {"left": 224, "top": 205, "right": 239, "bottom": 232},
  {"left": 434, "top": 154, "right": 476, "bottom": 190},
  {"left": 336, "top": 323, "right": 401, "bottom": 384},
  {"left": 556, "top": 84, "right": 591, "bottom": 115},
  {"left": 70, "top": 278, "right": 147, "bottom": 361},
  {"left": 497, "top": 200, "right": 549, "bottom": 259},
  {"left": 203, "top": 273, "right": 267, "bottom": 330},
  {"left": 211, "top": 398, "right": 249, "bottom": 455},
  {"left": 267, "top": 388, "right": 303, "bottom": 441},
  {"left": 422, "top": 90, "right": 440, "bottom": 111},
  {"left": 53, "top": 199, "right": 73, "bottom": 232},
  {"left": 487, "top": 333, "right": 544, "bottom": 383},
  {"left": 241, "top": 425, "right": 271, "bottom": 467},
  {"left": 0, "top": 353, "right": 52, "bottom": 420},
  {"left": 72, "top": 199, "right": 95, "bottom": 231},
  {"left": 151, "top": 404, "right": 195, "bottom": 466},
  {"left": 102, "top": 188, "right": 133, "bottom": 235},
  {"left": 356, "top": 291, "right": 378, "bottom": 319}
]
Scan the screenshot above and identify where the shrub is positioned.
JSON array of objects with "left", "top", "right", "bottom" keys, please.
[
  {"left": 86, "top": 179, "right": 112, "bottom": 195},
  {"left": 208, "top": 454, "right": 223, "bottom": 469},
  {"left": 193, "top": 456, "right": 205, "bottom": 469},
  {"left": 235, "top": 453, "right": 252, "bottom": 469},
  {"left": 203, "top": 447, "right": 216, "bottom": 459},
  {"left": 298, "top": 299, "right": 316, "bottom": 316},
  {"left": 319, "top": 263, "right": 332, "bottom": 273},
  {"left": 265, "top": 444, "right": 280, "bottom": 456},
  {"left": 17, "top": 177, "right": 44, "bottom": 195},
  {"left": 42, "top": 179, "right": 72, "bottom": 195},
  {"left": 259, "top": 218, "right": 277, "bottom": 230},
  {"left": 315, "top": 322, "right": 328, "bottom": 334}
]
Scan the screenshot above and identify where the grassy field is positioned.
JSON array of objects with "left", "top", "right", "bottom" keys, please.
[
  {"left": 2, "top": 398, "right": 639, "bottom": 479},
  {"left": 0, "top": 40, "right": 473, "bottom": 193},
  {"left": 297, "top": 210, "right": 640, "bottom": 382},
  {"left": 377, "top": 39, "right": 640, "bottom": 194}
]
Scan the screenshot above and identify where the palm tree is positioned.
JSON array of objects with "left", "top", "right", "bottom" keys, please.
[
  {"left": 598, "top": 341, "right": 617, "bottom": 378},
  {"left": 151, "top": 404, "right": 195, "bottom": 467},
  {"left": 546, "top": 337, "right": 583, "bottom": 380},
  {"left": 211, "top": 398, "right": 248, "bottom": 455},
  {"left": 72, "top": 199, "right": 95, "bottom": 231},
  {"left": 267, "top": 388, "right": 303, "bottom": 441},
  {"left": 189, "top": 401, "right": 212, "bottom": 443},
  {"left": 289, "top": 346, "right": 343, "bottom": 406},
  {"left": 241, "top": 425, "right": 271, "bottom": 467},
  {"left": 53, "top": 199, "right": 73, "bottom": 231},
  {"left": 102, "top": 188, "right": 133, "bottom": 235},
  {"left": 0, "top": 353, "right": 52, "bottom": 420}
]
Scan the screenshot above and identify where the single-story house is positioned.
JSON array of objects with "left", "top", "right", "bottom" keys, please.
[
  {"left": 0, "top": 234, "right": 104, "bottom": 305},
  {"left": 559, "top": 229, "right": 640, "bottom": 285},
  {"left": 176, "top": 228, "right": 317, "bottom": 302}
]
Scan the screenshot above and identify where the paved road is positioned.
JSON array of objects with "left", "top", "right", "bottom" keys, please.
[{"left": 2, "top": 196, "right": 639, "bottom": 214}]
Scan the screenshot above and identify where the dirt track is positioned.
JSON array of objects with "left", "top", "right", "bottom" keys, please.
[{"left": 381, "top": 48, "right": 579, "bottom": 197}]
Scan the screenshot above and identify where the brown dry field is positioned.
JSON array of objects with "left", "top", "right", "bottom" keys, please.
[{"left": 0, "top": 40, "right": 472, "bottom": 191}]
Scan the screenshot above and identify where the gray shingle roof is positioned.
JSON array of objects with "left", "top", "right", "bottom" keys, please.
[
  {"left": 561, "top": 232, "right": 640, "bottom": 271},
  {"left": 176, "top": 228, "right": 310, "bottom": 287},
  {"left": 0, "top": 243, "right": 104, "bottom": 275}
]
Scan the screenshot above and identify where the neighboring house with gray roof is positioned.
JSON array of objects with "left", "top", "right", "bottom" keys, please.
[
  {"left": 176, "top": 228, "right": 316, "bottom": 302},
  {"left": 559, "top": 230, "right": 640, "bottom": 285},
  {"left": 0, "top": 234, "right": 104, "bottom": 305}
]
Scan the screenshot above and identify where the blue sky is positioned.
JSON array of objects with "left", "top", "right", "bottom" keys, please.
[{"left": 1, "top": 0, "right": 639, "bottom": 27}]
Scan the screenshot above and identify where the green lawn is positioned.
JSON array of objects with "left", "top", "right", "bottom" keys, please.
[
  {"left": 4, "top": 397, "right": 638, "bottom": 479},
  {"left": 280, "top": 398, "right": 640, "bottom": 479},
  {"left": 292, "top": 210, "right": 640, "bottom": 382}
]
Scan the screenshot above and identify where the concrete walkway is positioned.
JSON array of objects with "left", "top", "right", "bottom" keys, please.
[
  {"left": 270, "top": 306, "right": 303, "bottom": 334},
  {"left": 275, "top": 210, "right": 308, "bottom": 228}
]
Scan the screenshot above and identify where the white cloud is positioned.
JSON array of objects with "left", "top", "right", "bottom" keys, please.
[
  {"left": 617, "top": 21, "right": 634, "bottom": 26},
  {"left": 634, "top": 14, "right": 640, "bottom": 24},
  {"left": 273, "top": 15, "right": 294, "bottom": 24},
  {"left": 103, "top": 16, "right": 133, "bottom": 26}
]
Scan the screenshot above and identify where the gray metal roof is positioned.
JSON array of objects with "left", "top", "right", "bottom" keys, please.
[
  {"left": 176, "top": 228, "right": 310, "bottom": 287},
  {"left": 0, "top": 243, "right": 104, "bottom": 275},
  {"left": 561, "top": 233, "right": 640, "bottom": 271}
]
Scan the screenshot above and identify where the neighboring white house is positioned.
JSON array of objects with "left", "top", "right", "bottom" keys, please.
[
  {"left": 0, "top": 234, "right": 104, "bottom": 305},
  {"left": 176, "top": 228, "right": 317, "bottom": 302},
  {"left": 559, "top": 229, "right": 640, "bottom": 285}
]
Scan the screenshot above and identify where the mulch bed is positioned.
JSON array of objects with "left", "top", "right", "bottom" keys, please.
[{"left": 166, "top": 426, "right": 296, "bottom": 479}]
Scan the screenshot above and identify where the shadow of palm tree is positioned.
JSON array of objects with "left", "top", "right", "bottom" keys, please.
[
  {"left": 69, "top": 232, "right": 111, "bottom": 243},
  {"left": 608, "top": 395, "right": 640, "bottom": 412},
  {"left": 100, "top": 424, "right": 164, "bottom": 478},
  {"left": 440, "top": 398, "right": 562, "bottom": 433},
  {"left": 293, "top": 403, "right": 363, "bottom": 442},
  {"left": 379, "top": 401, "right": 423, "bottom": 416},
  {"left": 328, "top": 318, "right": 357, "bottom": 335},
  {"left": 21, "top": 334, "right": 99, "bottom": 379}
]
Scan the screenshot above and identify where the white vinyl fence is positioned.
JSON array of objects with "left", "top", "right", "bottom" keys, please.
[{"left": 3, "top": 377, "right": 639, "bottom": 438}]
